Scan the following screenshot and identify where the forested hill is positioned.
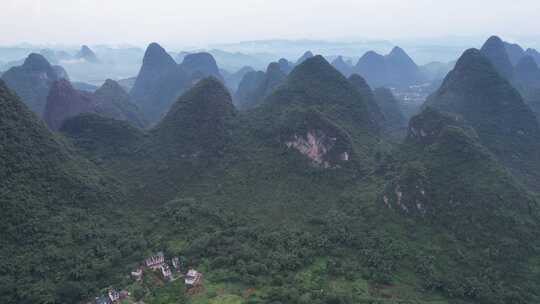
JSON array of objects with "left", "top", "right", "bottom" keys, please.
[{"left": 50, "top": 55, "right": 540, "bottom": 304}]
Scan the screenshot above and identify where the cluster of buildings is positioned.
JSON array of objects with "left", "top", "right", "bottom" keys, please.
[
  {"left": 134, "top": 251, "right": 203, "bottom": 287},
  {"left": 94, "top": 251, "right": 203, "bottom": 304},
  {"left": 94, "top": 289, "right": 128, "bottom": 304}
]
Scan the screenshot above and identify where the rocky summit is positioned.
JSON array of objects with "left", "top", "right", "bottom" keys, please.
[{"left": 1, "top": 53, "right": 64, "bottom": 114}]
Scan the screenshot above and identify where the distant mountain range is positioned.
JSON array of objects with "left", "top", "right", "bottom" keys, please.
[{"left": 3, "top": 35, "right": 540, "bottom": 304}]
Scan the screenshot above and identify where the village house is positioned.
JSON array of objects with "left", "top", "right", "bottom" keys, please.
[
  {"left": 184, "top": 269, "right": 203, "bottom": 287},
  {"left": 131, "top": 267, "right": 143, "bottom": 281},
  {"left": 145, "top": 252, "right": 165, "bottom": 270},
  {"left": 172, "top": 257, "right": 181, "bottom": 272},
  {"left": 108, "top": 289, "right": 120, "bottom": 302},
  {"left": 95, "top": 296, "right": 111, "bottom": 304},
  {"left": 159, "top": 263, "right": 173, "bottom": 281}
]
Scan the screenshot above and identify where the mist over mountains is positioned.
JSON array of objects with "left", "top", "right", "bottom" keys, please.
[{"left": 3, "top": 32, "right": 540, "bottom": 304}]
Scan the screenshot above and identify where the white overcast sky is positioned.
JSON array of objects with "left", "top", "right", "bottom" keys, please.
[{"left": 1, "top": 0, "right": 539, "bottom": 47}]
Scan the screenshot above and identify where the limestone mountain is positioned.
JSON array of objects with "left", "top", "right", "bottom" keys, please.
[
  {"left": 152, "top": 77, "right": 236, "bottom": 156},
  {"left": 53, "top": 52, "right": 540, "bottom": 304},
  {"left": 355, "top": 51, "right": 388, "bottom": 87},
  {"left": 260, "top": 56, "right": 379, "bottom": 167},
  {"left": 503, "top": 41, "right": 526, "bottom": 65},
  {"left": 514, "top": 55, "right": 540, "bottom": 88},
  {"left": 1, "top": 53, "right": 64, "bottom": 114},
  {"left": 44, "top": 79, "right": 97, "bottom": 130},
  {"left": 75, "top": 45, "right": 100, "bottom": 63},
  {"left": 425, "top": 48, "right": 540, "bottom": 188},
  {"left": 278, "top": 58, "right": 293, "bottom": 74},
  {"left": 420, "top": 61, "right": 454, "bottom": 81},
  {"left": 354, "top": 47, "right": 423, "bottom": 88},
  {"left": 130, "top": 43, "right": 189, "bottom": 123},
  {"left": 480, "top": 36, "right": 514, "bottom": 80},
  {"left": 373, "top": 87, "right": 407, "bottom": 131},
  {"left": 332, "top": 55, "right": 354, "bottom": 77},
  {"left": 180, "top": 52, "right": 224, "bottom": 83},
  {"left": 223, "top": 66, "right": 254, "bottom": 92},
  {"left": 234, "top": 62, "right": 286, "bottom": 109},
  {"left": 0, "top": 79, "right": 131, "bottom": 303},
  {"left": 385, "top": 46, "right": 424, "bottom": 85},
  {"left": 265, "top": 56, "right": 377, "bottom": 131},
  {"left": 382, "top": 106, "right": 540, "bottom": 301},
  {"left": 93, "top": 79, "right": 147, "bottom": 128},
  {"left": 233, "top": 70, "right": 265, "bottom": 107},
  {"left": 295, "top": 51, "right": 314, "bottom": 65},
  {"left": 44, "top": 79, "right": 146, "bottom": 130},
  {"left": 525, "top": 48, "right": 540, "bottom": 66},
  {"left": 347, "top": 74, "right": 385, "bottom": 126}
]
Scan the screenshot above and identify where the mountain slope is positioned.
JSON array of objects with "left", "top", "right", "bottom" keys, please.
[
  {"left": 355, "top": 47, "right": 423, "bottom": 88},
  {"left": 44, "top": 79, "right": 96, "bottom": 130},
  {"left": 233, "top": 70, "right": 265, "bottom": 107},
  {"left": 425, "top": 48, "right": 540, "bottom": 188},
  {"left": 130, "top": 43, "right": 189, "bottom": 123},
  {"left": 332, "top": 55, "right": 353, "bottom": 76},
  {"left": 347, "top": 73, "right": 385, "bottom": 126},
  {"left": 515, "top": 55, "right": 540, "bottom": 88},
  {"left": 234, "top": 62, "right": 286, "bottom": 109},
  {"left": 180, "top": 52, "right": 224, "bottom": 82},
  {"left": 383, "top": 107, "right": 540, "bottom": 302},
  {"left": 93, "top": 79, "right": 147, "bottom": 128},
  {"left": 295, "top": 51, "right": 314, "bottom": 65},
  {"left": 0, "top": 80, "right": 141, "bottom": 304},
  {"left": 75, "top": 45, "right": 100, "bottom": 63},
  {"left": 480, "top": 36, "right": 514, "bottom": 80},
  {"left": 152, "top": 77, "right": 236, "bottom": 155},
  {"left": 373, "top": 87, "right": 407, "bottom": 131},
  {"left": 504, "top": 41, "right": 526, "bottom": 65},
  {"left": 44, "top": 79, "right": 147, "bottom": 130},
  {"left": 1, "top": 53, "right": 64, "bottom": 114}
]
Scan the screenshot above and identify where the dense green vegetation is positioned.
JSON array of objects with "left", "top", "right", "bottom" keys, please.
[
  {"left": 2, "top": 53, "right": 540, "bottom": 304},
  {"left": 0, "top": 80, "right": 148, "bottom": 303},
  {"left": 425, "top": 48, "right": 540, "bottom": 190}
]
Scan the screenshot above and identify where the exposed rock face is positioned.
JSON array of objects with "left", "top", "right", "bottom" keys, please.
[
  {"left": 1, "top": 53, "right": 64, "bottom": 114},
  {"left": 285, "top": 130, "right": 349, "bottom": 168},
  {"left": 424, "top": 48, "right": 540, "bottom": 188},
  {"left": 44, "top": 79, "right": 96, "bottom": 130},
  {"left": 280, "top": 109, "right": 352, "bottom": 168},
  {"left": 332, "top": 56, "right": 353, "bottom": 77},
  {"left": 420, "top": 61, "right": 453, "bottom": 81},
  {"left": 180, "top": 52, "right": 223, "bottom": 82},
  {"left": 480, "top": 36, "right": 514, "bottom": 80},
  {"left": 130, "top": 42, "right": 189, "bottom": 123},
  {"left": 295, "top": 51, "right": 314, "bottom": 65},
  {"left": 76, "top": 45, "right": 100, "bottom": 63},
  {"left": 515, "top": 55, "right": 540, "bottom": 88}
]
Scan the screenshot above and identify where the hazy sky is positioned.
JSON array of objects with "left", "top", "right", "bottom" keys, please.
[{"left": 2, "top": 0, "right": 539, "bottom": 47}]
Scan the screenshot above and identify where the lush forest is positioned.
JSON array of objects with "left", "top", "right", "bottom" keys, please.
[{"left": 2, "top": 41, "right": 540, "bottom": 304}]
